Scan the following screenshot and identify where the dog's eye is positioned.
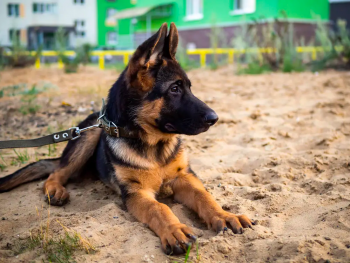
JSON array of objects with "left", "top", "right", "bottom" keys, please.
[{"left": 170, "top": 86, "right": 179, "bottom": 93}]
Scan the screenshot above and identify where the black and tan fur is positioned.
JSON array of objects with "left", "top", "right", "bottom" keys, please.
[{"left": 0, "top": 23, "right": 253, "bottom": 255}]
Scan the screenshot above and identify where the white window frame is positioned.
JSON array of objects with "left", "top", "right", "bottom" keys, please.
[
  {"left": 9, "top": 29, "right": 20, "bottom": 42},
  {"left": 75, "top": 20, "right": 86, "bottom": 38},
  {"left": 234, "top": 0, "right": 243, "bottom": 11},
  {"left": 184, "top": 0, "right": 203, "bottom": 21},
  {"left": 74, "top": 0, "right": 85, "bottom": 5},
  {"left": 230, "top": 0, "right": 256, "bottom": 16},
  {"left": 8, "top": 3, "right": 20, "bottom": 17},
  {"left": 33, "top": 3, "right": 57, "bottom": 14},
  {"left": 107, "top": 31, "right": 117, "bottom": 45}
]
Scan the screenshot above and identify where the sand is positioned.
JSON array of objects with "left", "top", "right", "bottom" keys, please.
[{"left": 0, "top": 66, "right": 349, "bottom": 263}]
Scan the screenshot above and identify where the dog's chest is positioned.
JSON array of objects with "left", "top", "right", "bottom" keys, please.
[
  {"left": 107, "top": 137, "right": 189, "bottom": 192},
  {"left": 114, "top": 152, "right": 188, "bottom": 187}
]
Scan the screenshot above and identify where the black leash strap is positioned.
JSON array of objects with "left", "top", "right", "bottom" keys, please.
[
  {"left": 0, "top": 99, "right": 138, "bottom": 150},
  {"left": 0, "top": 129, "right": 74, "bottom": 149}
]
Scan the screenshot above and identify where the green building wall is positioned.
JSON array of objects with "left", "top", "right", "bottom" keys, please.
[
  {"left": 277, "top": 0, "right": 329, "bottom": 20},
  {"left": 96, "top": 0, "right": 133, "bottom": 47}
]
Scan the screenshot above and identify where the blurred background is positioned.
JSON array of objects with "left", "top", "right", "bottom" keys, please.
[
  {"left": 1, "top": 2, "right": 350, "bottom": 263},
  {"left": 0, "top": 0, "right": 350, "bottom": 72}
]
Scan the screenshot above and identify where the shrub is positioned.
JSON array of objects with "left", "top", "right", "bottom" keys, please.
[
  {"left": 238, "top": 59, "right": 272, "bottom": 75},
  {"left": 0, "top": 33, "right": 41, "bottom": 68},
  {"left": 55, "top": 28, "right": 92, "bottom": 73},
  {"left": 313, "top": 19, "right": 350, "bottom": 70},
  {"left": 232, "top": 12, "right": 306, "bottom": 74}
]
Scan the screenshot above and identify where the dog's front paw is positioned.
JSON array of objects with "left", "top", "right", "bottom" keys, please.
[
  {"left": 43, "top": 180, "right": 69, "bottom": 206},
  {"left": 160, "top": 223, "right": 197, "bottom": 255},
  {"left": 210, "top": 213, "right": 255, "bottom": 234}
]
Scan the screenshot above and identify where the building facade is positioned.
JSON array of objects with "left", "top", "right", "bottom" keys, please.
[
  {"left": 105, "top": 0, "right": 329, "bottom": 50},
  {"left": 0, "top": 0, "right": 332, "bottom": 50},
  {"left": 0, "top": 0, "right": 97, "bottom": 49}
]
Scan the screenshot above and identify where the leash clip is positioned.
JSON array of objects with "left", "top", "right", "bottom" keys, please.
[
  {"left": 70, "top": 123, "right": 101, "bottom": 141},
  {"left": 69, "top": 127, "right": 81, "bottom": 140}
]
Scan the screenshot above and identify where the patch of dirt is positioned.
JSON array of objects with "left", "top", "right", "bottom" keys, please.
[{"left": 0, "top": 67, "right": 350, "bottom": 262}]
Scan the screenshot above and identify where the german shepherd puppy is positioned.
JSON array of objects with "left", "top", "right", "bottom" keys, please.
[{"left": 0, "top": 23, "right": 253, "bottom": 255}]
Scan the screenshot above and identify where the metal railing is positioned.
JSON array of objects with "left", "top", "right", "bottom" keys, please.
[{"left": 20, "top": 46, "right": 342, "bottom": 69}]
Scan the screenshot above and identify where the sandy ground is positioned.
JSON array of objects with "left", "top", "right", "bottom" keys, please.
[{"left": 0, "top": 66, "right": 350, "bottom": 263}]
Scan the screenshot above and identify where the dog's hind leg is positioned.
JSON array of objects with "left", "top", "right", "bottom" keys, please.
[{"left": 44, "top": 113, "right": 102, "bottom": 206}]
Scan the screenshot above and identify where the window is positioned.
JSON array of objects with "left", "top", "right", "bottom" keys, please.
[
  {"left": 185, "top": 0, "right": 203, "bottom": 20},
  {"left": 75, "top": 31, "right": 85, "bottom": 37},
  {"left": 234, "top": 0, "right": 243, "bottom": 11},
  {"left": 33, "top": 3, "right": 57, "bottom": 14},
  {"left": 230, "top": 0, "right": 256, "bottom": 15},
  {"left": 74, "top": 0, "right": 85, "bottom": 4},
  {"left": 107, "top": 8, "right": 117, "bottom": 18},
  {"left": 8, "top": 4, "right": 19, "bottom": 17},
  {"left": 107, "top": 32, "right": 117, "bottom": 45},
  {"left": 9, "top": 29, "right": 20, "bottom": 41},
  {"left": 74, "top": 20, "right": 84, "bottom": 27},
  {"left": 75, "top": 20, "right": 86, "bottom": 38}
]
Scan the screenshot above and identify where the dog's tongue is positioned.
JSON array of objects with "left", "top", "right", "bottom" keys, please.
[{"left": 165, "top": 123, "right": 176, "bottom": 132}]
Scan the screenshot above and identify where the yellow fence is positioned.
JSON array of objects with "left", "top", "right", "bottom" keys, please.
[{"left": 27, "top": 46, "right": 343, "bottom": 70}]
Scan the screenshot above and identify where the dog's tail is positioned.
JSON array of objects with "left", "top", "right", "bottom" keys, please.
[{"left": 0, "top": 158, "right": 60, "bottom": 193}]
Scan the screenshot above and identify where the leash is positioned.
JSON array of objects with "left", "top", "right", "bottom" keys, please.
[{"left": 0, "top": 99, "right": 136, "bottom": 150}]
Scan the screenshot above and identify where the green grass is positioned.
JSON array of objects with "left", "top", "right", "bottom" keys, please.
[
  {"left": 0, "top": 153, "right": 7, "bottom": 171},
  {"left": 13, "top": 202, "right": 96, "bottom": 263},
  {"left": 238, "top": 61, "right": 272, "bottom": 75},
  {"left": 114, "top": 62, "right": 126, "bottom": 72},
  {"left": 0, "top": 83, "right": 53, "bottom": 115},
  {"left": 14, "top": 224, "right": 96, "bottom": 263},
  {"left": 19, "top": 85, "right": 44, "bottom": 115},
  {"left": 64, "top": 63, "right": 79, "bottom": 74},
  {"left": 0, "top": 84, "right": 27, "bottom": 97},
  {"left": 13, "top": 149, "right": 30, "bottom": 164},
  {"left": 282, "top": 53, "right": 305, "bottom": 73},
  {"left": 0, "top": 82, "right": 54, "bottom": 98},
  {"left": 19, "top": 104, "right": 40, "bottom": 115},
  {"left": 0, "top": 163, "right": 6, "bottom": 172},
  {"left": 178, "top": 59, "right": 200, "bottom": 72},
  {"left": 48, "top": 144, "right": 57, "bottom": 157},
  {"left": 170, "top": 241, "right": 201, "bottom": 263}
]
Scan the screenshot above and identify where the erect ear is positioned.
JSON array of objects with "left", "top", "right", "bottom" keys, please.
[
  {"left": 167, "top": 22, "right": 179, "bottom": 60},
  {"left": 127, "top": 23, "right": 168, "bottom": 90},
  {"left": 129, "top": 23, "right": 167, "bottom": 70}
]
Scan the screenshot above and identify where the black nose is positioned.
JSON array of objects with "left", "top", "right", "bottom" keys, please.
[{"left": 204, "top": 112, "right": 219, "bottom": 126}]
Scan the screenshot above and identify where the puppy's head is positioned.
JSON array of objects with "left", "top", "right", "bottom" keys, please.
[{"left": 126, "top": 23, "right": 218, "bottom": 136}]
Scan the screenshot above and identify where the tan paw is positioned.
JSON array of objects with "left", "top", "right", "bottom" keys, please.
[
  {"left": 43, "top": 180, "right": 69, "bottom": 206},
  {"left": 160, "top": 223, "right": 197, "bottom": 255},
  {"left": 210, "top": 213, "right": 254, "bottom": 234}
]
